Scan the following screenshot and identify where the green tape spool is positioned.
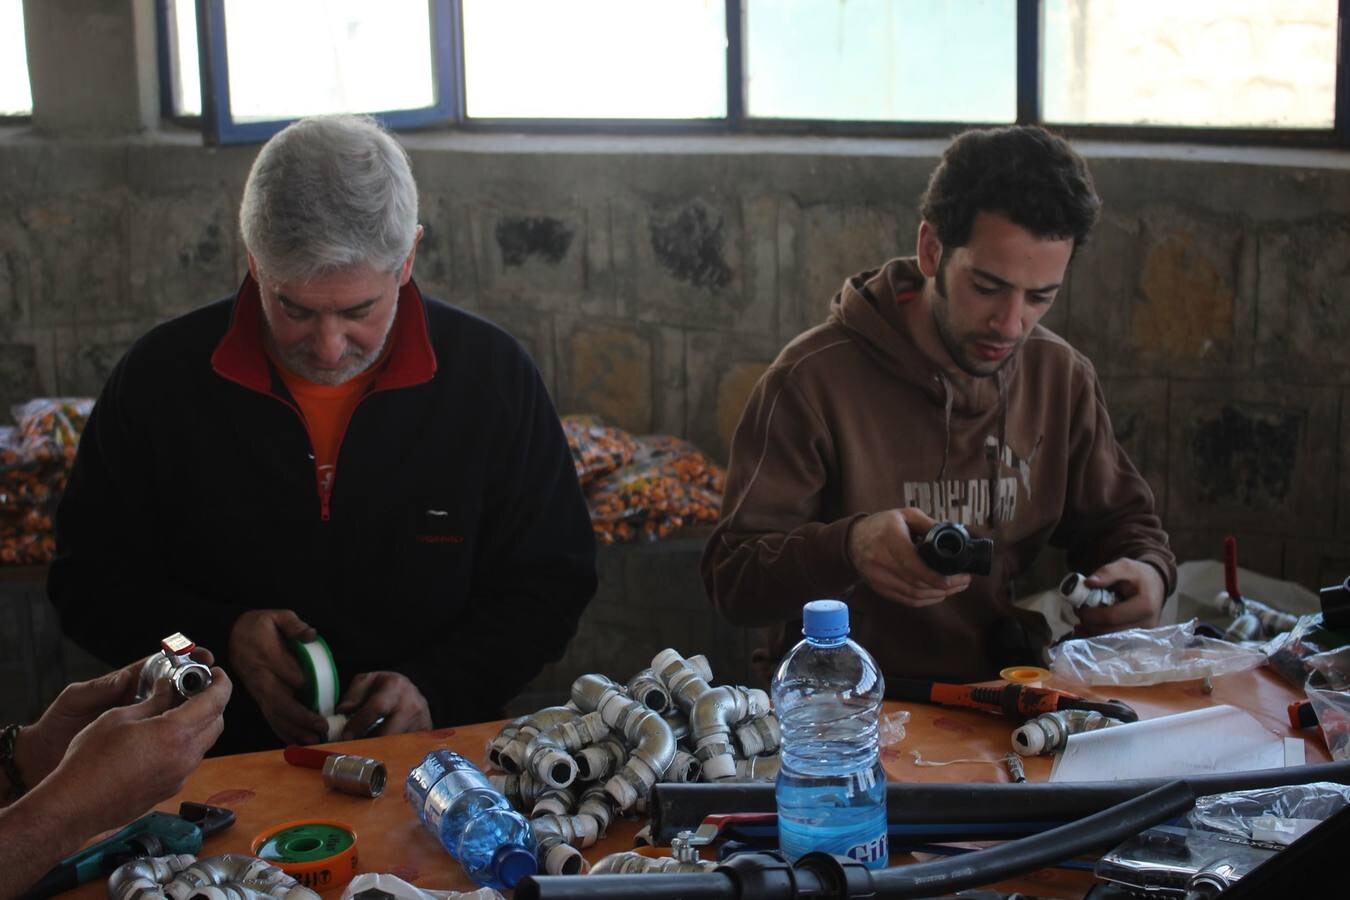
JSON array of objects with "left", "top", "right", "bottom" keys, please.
[{"left": 251, "top": 819, "right": 359, "bottom": 890}]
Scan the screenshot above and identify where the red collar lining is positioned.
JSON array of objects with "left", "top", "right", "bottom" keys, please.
[{"left": 210, "top": 274, "right": 438, "bottom": 394}]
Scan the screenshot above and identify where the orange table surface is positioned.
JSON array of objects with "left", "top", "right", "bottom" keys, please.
[{"left": 64, "top": 666, "right": 1328, "bottom": 899}]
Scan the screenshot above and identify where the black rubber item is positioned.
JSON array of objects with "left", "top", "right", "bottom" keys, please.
[
  {"left": 868, "top": 782, "right": 1195, "bottom": 898},
  {"left": 515, "top": 872, "right": 738, "bottom": 900},
  {"left": 650, "top": 759, "right": 1350, "bottom": 844}
]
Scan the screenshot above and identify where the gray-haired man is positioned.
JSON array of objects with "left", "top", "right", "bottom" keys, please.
[{"left": 50, "top": 116, "right": 598, "bottom": 753}]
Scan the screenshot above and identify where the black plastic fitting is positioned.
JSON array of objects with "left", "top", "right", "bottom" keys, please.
[{"left": 913, "top": 522, "right": 993, "bottom": 576}]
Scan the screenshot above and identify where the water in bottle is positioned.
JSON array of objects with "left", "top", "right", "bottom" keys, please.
[
  {"left": 772, "top": 599, "right": 888, "bottom": 868},
  {"left": 405, "top": 749, "right": 538, "bottom": 889}
]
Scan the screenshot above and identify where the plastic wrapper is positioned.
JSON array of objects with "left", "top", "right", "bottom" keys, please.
[
  {"left": 1188, "top": 782, "right": 1350, "bottom": 845},
  {"left": 1047, "top": 619, "right": 1266, "bottom": 687},
  {"left": 1263, "top": 612, "right": 1350, "bottom": 689},
  {"left": 1305, "top": 646, "right": 1350, "bottom": 762},
  {"left": 586, "top": 461, "right": 722, "bottom": 545},
  {"left": 880, "top": 709, "right": 911, "bottom": 747},
  {"left": 0, "top": 398, "right": 93, "bottom": 565},
  {"left": 562, "top": 415, "right": 638, "bottom": 486},
  {"left": 340, "top": 873, "right": 503, "bottom": 900}
]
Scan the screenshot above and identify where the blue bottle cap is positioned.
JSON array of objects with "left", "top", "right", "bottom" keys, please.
[
  {"left": 493, "top": 842, "right": 537, "bottom": 887},
  {"left": 802, "top": 599, "right": 849, "bottom": 639}
]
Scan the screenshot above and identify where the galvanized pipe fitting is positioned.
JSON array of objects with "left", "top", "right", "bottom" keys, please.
[
  {"left": 735, "top": 753, "right": 781, "bottom": 781},
  {"left": 589, "top": 851, "right": 717, "bottom": 875},
  {"left": 575, "top": 737, "right": 628, "bottom": 783},
  {"left": 571, "top": 674, "right": 677, "bottom": 812},
  {"left": 660, "top": 749, "right": 701, "bottom": 783},
  {"left": 626, "top": 668, "right": 671, "bottom": 713},
  {"left": 498, "top": 706, "right": 579, "bottom": 774},
  {"left": 735, "top": 714, "right": 781, "bottom": 758}
]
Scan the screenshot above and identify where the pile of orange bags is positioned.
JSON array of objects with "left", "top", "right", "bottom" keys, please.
[
  {"left": 1, "top": 398, "right": 93, "bottom": 565},
  {"left": 563, "top": 416, "right": 726, "bottom": 544}
]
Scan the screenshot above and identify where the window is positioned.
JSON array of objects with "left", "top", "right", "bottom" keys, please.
[
  {"left": 164, "top": 1, "right": 1349, "bottom": 146},
  {"left": 744, "top": 0, "right": 1016, "bottom": 123},
  {"left": 1042, "top": 0, "right": 1337, "bottom": 129},
  {"left": 0, "top": 0, "right": 32, "bottom": 117},
  {"left": 463, "top": 0, "right": 726, "bottom": 119}
]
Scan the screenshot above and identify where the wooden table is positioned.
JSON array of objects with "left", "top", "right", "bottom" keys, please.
[{"left": 66, "top": 667, "right": 1328, "bottom": 899}]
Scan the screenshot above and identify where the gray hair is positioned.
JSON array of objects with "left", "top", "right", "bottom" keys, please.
[{"left": 239, "top": 114, "right": 419, "bottom": 283}]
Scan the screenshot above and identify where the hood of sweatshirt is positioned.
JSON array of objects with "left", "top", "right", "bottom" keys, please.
[{"left": 829, "top": 257, "right": 1015, "bottom": 515}]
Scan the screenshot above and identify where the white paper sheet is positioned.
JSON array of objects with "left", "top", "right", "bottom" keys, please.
[{"left": 1049, "top": 704, "right": 1305, "bottom": 782}]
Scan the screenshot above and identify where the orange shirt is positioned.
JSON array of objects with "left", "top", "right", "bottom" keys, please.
[{"left": 272, "top": 358, "right": 383, "bottom": 500}]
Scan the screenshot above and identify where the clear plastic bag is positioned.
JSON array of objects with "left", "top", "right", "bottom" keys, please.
[
  {"left": 1188, "top": 782, "right": 1350, "bottom": 845},
  {"left": 1048, "top": 619, "right": 1266, "bottom": 687},
  {"left": 1305, "top": 646, "right": 1350, "bottom": 761},
  {"left": 1264, "top": 613, "right": 1350, "bottom": 689}
]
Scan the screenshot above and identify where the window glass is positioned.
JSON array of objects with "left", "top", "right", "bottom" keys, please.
[
  {"left": 1042, "top": 0, "right": 1337, "bottom": 128},
  {"left": 221, "top": 0, "right": 435, "bottom": 122},
  {"left": 0, "top": 0, "right": 32, "bottom": 116},
  {"left": 167, "top": 0, "right": 202, "bottom": 116},
  {"left": 463, "top": 0, "right": 726, "bottom": 118},
  {"left": 745, "top": 0, "right": 1016, "bottom": 122}
]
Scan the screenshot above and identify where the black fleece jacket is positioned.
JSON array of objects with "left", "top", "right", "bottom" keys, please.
[{"left": 49, "top": 276, "right": 597, "bottom": 754}]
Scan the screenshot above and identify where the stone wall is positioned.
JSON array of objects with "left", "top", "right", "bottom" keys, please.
[{"left": 3, "top": 132, "right": 1349, "bottom": 599}]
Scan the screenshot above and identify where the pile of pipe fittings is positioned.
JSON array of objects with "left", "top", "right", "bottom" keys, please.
[
  {"left": 485, "top": 648, "right": 780, "bottom": 877},
  {"left": 108, "top": 854, "right": 319, "bottom": 900}
]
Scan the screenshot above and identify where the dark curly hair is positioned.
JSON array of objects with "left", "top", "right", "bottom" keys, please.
[{"left": 919, "top": 125, "right": 1100, "bottom": 257}]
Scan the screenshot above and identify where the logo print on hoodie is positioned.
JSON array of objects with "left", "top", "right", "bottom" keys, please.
[{"left": 900, "top": 435, "right": 1041, "bottom": 526}]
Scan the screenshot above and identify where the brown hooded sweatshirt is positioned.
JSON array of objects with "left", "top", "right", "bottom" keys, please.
[{"left": 702, "top": 258, "right": 1176, "bottom": 686}]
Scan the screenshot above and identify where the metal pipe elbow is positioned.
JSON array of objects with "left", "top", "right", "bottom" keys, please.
[
  {"left": 690, "top": 685, "right": 770, "bottom": 781},
  {"left": 602, "top": 701, "right": 677, "bottom": 812},
  {"left": 108, "top": 854, "right": 196, "bottom": 900},
  {"left": 575, "top": 737, "right": 628, "bottom": 783},
  {"left": 736, "top": 713, "right": 781, "bottom": 757},
  {"left": 535, "top": 834, "right": 590, "bottom": 876},
  {"left": 736, "top": 753, "right": 781, "bottom": 781},
  {"left": 499, "top": 706, "right": 579, "bottom": 774},
  {"left": 577, "top": 784, "right": 617, "bottom": 833},
  {"left": 660, "top": 749, "right": 701, "bottom": 783},
  {"left": 531, "top": 783, "right": 579, "bottom": 818},
  {"left": 625, "top": 668, "right": 671, "bottom": 712},
  {"left": 651, "top": 649, "right": 713, "bottom": 713},
  {"left": 486, "top": 714, "right": 530, "bottom": 769},
  {"left": 525, "top": 710, "right": 608, "bottom": 789}
]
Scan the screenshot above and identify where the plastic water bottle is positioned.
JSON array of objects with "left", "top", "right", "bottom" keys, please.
[
  {"left": 772, "top": 599, "right": 888, "bottom": 868},
  {"left": 405, "top": 750, "right": 538, "bottom": 889}
]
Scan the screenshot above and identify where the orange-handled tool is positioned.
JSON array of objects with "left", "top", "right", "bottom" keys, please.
[{"left": 891, "top": 678, "right": 1138, "bottom": 723}]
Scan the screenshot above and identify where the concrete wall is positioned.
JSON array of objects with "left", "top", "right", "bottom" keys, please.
[{"left": 4, "top": 4, "right": 1350, "bottom": 718}]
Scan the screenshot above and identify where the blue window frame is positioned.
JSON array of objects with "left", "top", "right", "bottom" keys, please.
[
  {"left": 164, "top": 0, "right": 1350, "bottom": 148},
  {"left": 193, "top": 0, "right": 461, "bottom": 145}
]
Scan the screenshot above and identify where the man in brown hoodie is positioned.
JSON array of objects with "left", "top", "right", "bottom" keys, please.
[{"left": 702, "top": 126, "right": 1176, "bottom": 685}]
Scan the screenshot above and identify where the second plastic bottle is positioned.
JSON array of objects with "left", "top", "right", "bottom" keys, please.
[
  {"left": 405, "top": 749, "right": 537, "bottom": 889},
  {"left": 772, "top": 599, "right": 888, "bottom": 868}
]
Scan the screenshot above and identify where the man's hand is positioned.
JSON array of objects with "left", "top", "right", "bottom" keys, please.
[
  {"left": 1075, "top": 558, "right": 1166, "bottom": 636},
  {"left": 14, "top": 645, "right": 216, "bottom": 788},
  {"left": 847, "top": 508, "right": 973, "bottom": 608},
  {"left": 336, "top": 672, "right": 430, "bottom": 740},
  {"left": 228, "top": 610, "right": 328, "bottom": 745},
  {"left": 43, "top": 668, "right": 232, "bottom": 837}
]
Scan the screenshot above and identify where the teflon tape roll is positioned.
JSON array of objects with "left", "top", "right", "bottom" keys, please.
[
  {"left": 290, "top": 636, "right": 339, "bottom": 716},
  {"left": 1000, "top": 665, "right": 1052, "bottom": 688},
  {"left": 251, "top": 819, "right": 359, "bottom": 890}
]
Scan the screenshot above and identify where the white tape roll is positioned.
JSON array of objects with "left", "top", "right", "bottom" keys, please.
[{"left": 291, "top": 637, "right": 339, "bottom": 717}]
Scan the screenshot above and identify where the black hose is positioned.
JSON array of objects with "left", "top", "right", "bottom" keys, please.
[
  {"left": 650, "top": 759, "right": 1350, "bottom": 843},
  {"left": 869, "top": 780, "right": 1195, "bottom": 897},
  {"left": 519, "top": 781, "right": 1195, "bottom": 899}
]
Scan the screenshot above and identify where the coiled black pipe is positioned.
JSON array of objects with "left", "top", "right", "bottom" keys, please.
[{"left": 516, "top": 781, "right": 1195, "bottom": 899}]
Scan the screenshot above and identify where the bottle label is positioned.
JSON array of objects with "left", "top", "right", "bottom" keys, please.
[{"left": 846, "top": 833, "right": 888, "bottom": 866}]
